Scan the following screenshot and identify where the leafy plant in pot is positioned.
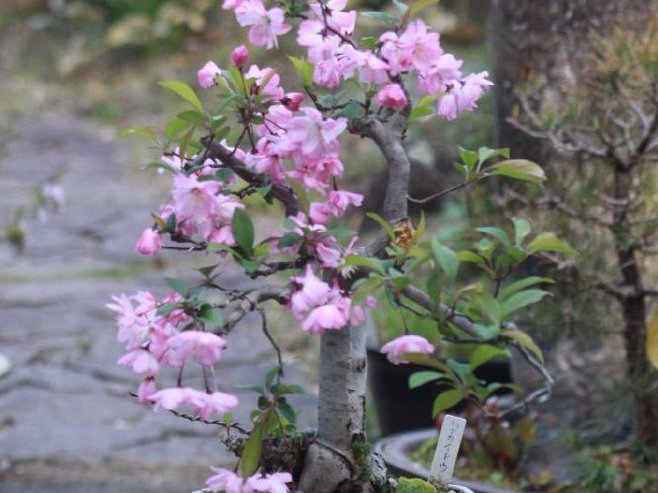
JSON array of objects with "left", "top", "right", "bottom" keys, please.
[{"left": 107, "top": 1, "right": 572, "bottom": 493}]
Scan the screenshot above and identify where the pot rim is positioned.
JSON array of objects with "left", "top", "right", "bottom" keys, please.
[{"left": 375, "top": 428, "right": 525, "bottom": 493}]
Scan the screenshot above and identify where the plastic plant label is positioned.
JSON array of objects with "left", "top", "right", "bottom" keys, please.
[{"left": 428, "top": 414, "right": 466, "bottom": 488}]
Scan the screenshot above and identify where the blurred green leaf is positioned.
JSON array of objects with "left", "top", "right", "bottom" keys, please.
[{"left": 158, "top": 80, "right": 204, "bottom": 113}]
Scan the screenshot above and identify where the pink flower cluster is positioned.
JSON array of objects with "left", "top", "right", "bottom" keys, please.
[
  {"left": 222, "top": 0, "right": 491, "bottom": 119},
  {"left": 107, "top": 291, "right": 238, "bottom": 419},
  {"left": 380, "top": 335, "right": 435, "bottom": 365},
  {"left": 206, "top": 468, "right": 292, "bottom": 493},
  {"left": 290, "top": 266, "right": 375, "bottom": 334}
]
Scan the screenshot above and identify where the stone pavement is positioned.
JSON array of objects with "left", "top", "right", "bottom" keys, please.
[{"left": 0, "top": 114, "right": 316, "bottom": 492}]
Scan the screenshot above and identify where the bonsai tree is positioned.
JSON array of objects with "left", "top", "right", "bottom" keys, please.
[
  {"left": 507, "top": 21, "right": 658, "bottom": 448},
  {"left": 109, "top": 1, "right": 573, "bottom": 492}
]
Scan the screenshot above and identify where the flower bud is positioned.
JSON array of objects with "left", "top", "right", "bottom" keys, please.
[
  {"left": 282, "top": 92, "right": 304, "bottom": 111},
  {"left": 197, "top": 61, "right": 221, "bottom": 89},
  {"left": 230, "top": 45, "right": 249, "bottom": 69},
  {"left": 375, "top": 83, "right": 407, "bottom": 110},
  {"left": 136, "top": 228, "right": 163, "bottom": 256}
]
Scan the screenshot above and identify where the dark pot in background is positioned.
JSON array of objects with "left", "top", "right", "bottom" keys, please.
[{"left": 367, "top": 347, "right": 513, "bottom": 437}]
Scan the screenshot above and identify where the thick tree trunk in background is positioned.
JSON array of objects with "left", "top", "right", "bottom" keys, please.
[
  {"left": 493, "top": 0, "right": 658, "bottom": 446},
  {"left": 613, "top": 168, "right": 658, "bottom": 447},
  {"left": 492, "top": 0, "right": 654, "bottom": 161}
]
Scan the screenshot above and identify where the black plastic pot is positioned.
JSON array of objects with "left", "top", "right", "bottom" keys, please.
[{"left": 367, "top": 348, "right": 513, "bottom": 437}]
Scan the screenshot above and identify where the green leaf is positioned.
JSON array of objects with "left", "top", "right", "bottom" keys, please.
[
  {"left": 487, "top": 159, "right": 546, "bottom": 184},
  {"left": 164, "top": 117, "right": 189, "bottom": 140},
  {"left": 199, "top": 305, "right": 223, "bottom": 328},
  {"left": 501, "top": 289, "right": 551, "bottom": 317},
  {"left": 361, "top": 11, "right": 399, "bottom": 24},
  {"left": 240, "top": 416, "right": 266, "bottom": 477},
  {"left": 342, "top": 101, "right": 363, "bottom": 121},
  {"left": 366, "top": 213, "right": 396, "bottom": 241},
  {"left": 431, "top": 237, "right": 459, "bottom": 281},
  {"left": 156, "top": 304, "right": 178, "bottom": 316},
  {"left": 409, "top": 371, "right": 445, "bottom": 389},
  {"left": 121, "top": 126, "right": 158, "bottom": 142},
  {"left": 277, "top": 401, "right": 297, "bottom": 424},
  {"left": 502, "top": 329, "right": 544, "bottom": 363},
  {"left": 165, "top": 277, "right": 188, "bottom": 295},
  {"left": 477, "top": 147, "right": 509, "bottom": 165},
  {"left": 176, "top": 110, "right": 207, "bottom": 124},
  {"left": 470, "top": 344, "right": 509, "bottom": 370},
  {"left": 476, "top": 226, "right": 510, "bottom": 247},
  {"left": 512, "top": 217, "right": 531, "bottom": 246},
  {"left": 360, "top": 36, "right": 378, "bottom": 49},
  {"left": 345, "top": 255, "right": 385, "bottom": 274},
  {"left": 158, "top": 80, "right": 204, "bottom": 113},
  {"left": 457, "top": 146, "right": 479, "bottom": 170},
  {"left": 432, "top": 388, "right": 464, "bottom": 417},
  {"left": 409, "top": 105, "right": 434, "bottom": 121},
  {"left": 232, "top": 208, "right": 255, "bottom": 256},
  {"left": 287, "top": 56, "right": 314, "bottom": 87},
  {"left": 527, "top": 232, "right": 578, "bottom": 256},
  {"left": 278, "top": 232, "right": 302, "bottom": 248},
  {"left": 407, "top": 0, "right": 438, "bottom": 18},
  {"left": 499, "top": 277, "right": 553, "bottom": 300},
  {"left": 272, "top": 383, "right": 307, "bottom": 396},
  {"left": 197, "top": 264, "right": 219, "bottom": 277}
]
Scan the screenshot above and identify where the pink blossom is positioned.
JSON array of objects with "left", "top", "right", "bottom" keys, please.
[
  {"left": 187, "top": 390, "right": 239, "bottom": 419},
  {"left": 107, "top": 294, "right": 150, "bottom": 349},
  {"left": 245, "top": 65, "right": 285, "bottom": 101},
  {"left": 197, "top": 61, "right": 221, "bottom": 88},
  {"left": 358, "top": 51, "right": 389, "bottom": 84},
  {"left": 149, "top": 387, "right": 192, "bottom": 412},
  {"left": 235, "top": 0, "right": 291, "bottom": 49},
  {"left": 437, "top": 92, "right": 459, "bottom": 121},
  {"left": 206, "top": 467, "right": 244, "bottom": 493},
  {"left": 231, "top": 45, "right": 250, "bottom": 68},
  {"left": 301, "top": 295, "right": 351, "bottom": 334},
  {"left": 380, "top": 20, "right": 442, "bottom": 75},
  {"left": 137, "top": 378, "right": 157, "bottom": 403},
  {"left": 381, "top": 335, "right": 435, "bottom": 365},
  {"left": 118, "top": 349, "right": 160, "bottom": 376},
  {"left": 291, "top": 265, "right": 332, "bottom": 317},
  {"left": 308, "top": 0, "right": 356, "bottom": 38},
  {"left": 327, "top": 190, "right": 363, "bottom": 217},
  {"left": 437, "top": 71, "right": 493, "bottom": 120},
  {"left": 244, "top": 472, "right": 293, "bottom": 493},
  {"left": 375, "top": 84, "right": 408, "bottom": 110},
  {"left": 316, "top": 242, "right": 341, "bottom": 267},
  {"left": 285, "top": 108, "right": 347, "bottom": 159},
  {"left": 166, "top": 330, "right": 227, "bottom": 367},
  {"left": 309, "top": 202, "right": 332, "bottom": 225},
  {"left": 135, "top": 227, "right": 163, "bottom": 256},
  {"left": 416, "top": 54, "right": 463, "bottom": 95}
]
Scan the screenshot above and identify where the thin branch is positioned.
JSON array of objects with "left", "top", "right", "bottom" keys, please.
[
  {"left": 257, "top": 308, "right": 284, "bottom": 378},
  {"left": 198, "top": 137, "right": 300, "bottom": 217},
  {"left": 407, "top": 181, "right": 471, "bottom": 204}
]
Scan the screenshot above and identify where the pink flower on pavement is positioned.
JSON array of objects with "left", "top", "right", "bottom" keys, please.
[
  {"left": 231, "top": 45, "right": 250, "bottom": 68},
  {"left": 135, "top": 227, "right": 163, "bottom": 256},
  {"left": 118, "top": 349, "right": 160, "bottom": 376},
  {"left": 197, "top": 61, "right": 221, "bottom": 88},
  {"left": 137, "top": 378, "right": 157, "bottom": 403},
  {"left": 381, "top": 335, "right": 435, "bottom": 365},
  {"left": 235, "top": 0, "right": 291, "bottom": 49},
  {"left": 206, "top": 467, "right": 244, "bottom": 493},
  {"left": 244, "top": 472, "right": 293, "bottom": 493},
  {"left": 166, "top": 330, "right": 227, "bottom": 367},
  {"left": 375, "top": 83, "right": 408, "bottom": 110}
]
